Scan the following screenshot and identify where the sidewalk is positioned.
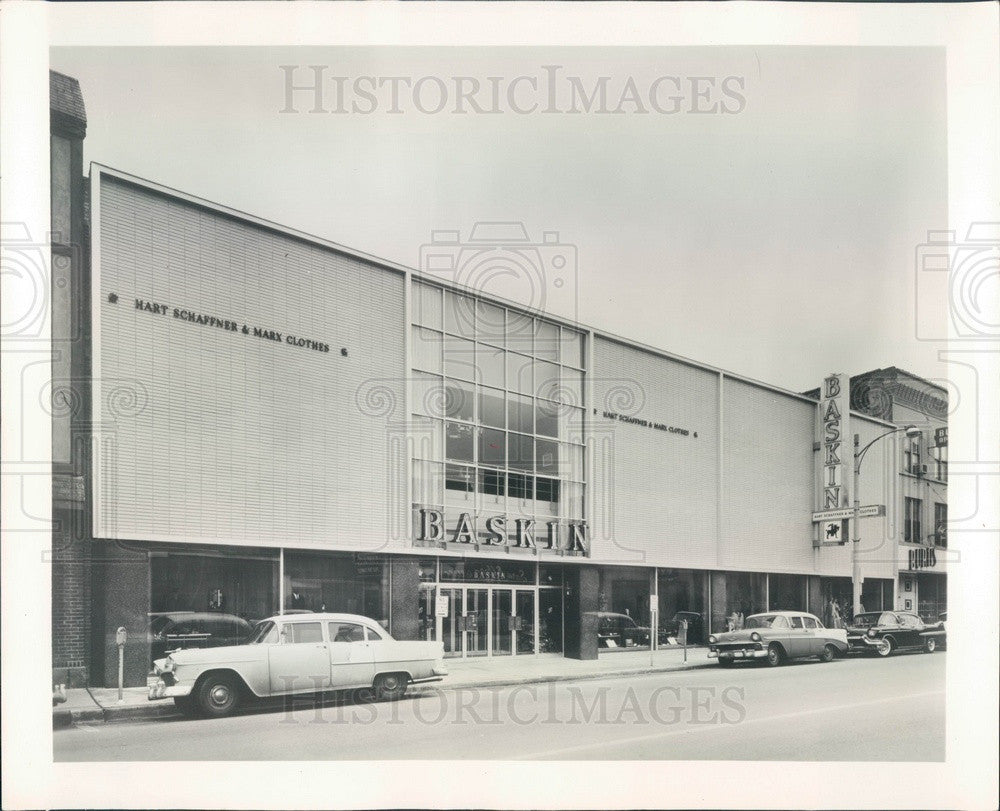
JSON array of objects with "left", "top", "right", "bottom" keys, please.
[{"left": 53, "top": 645, "right": 712, "bottom": 727}]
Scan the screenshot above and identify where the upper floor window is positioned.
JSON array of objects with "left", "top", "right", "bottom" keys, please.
[
  {"left": 934, "top": 503, "right": 947, "bottom": 547},
  {"left": 903, "top": 434, "right": 922, "bottom": 476},
  {"left": 932, "top": 443, "right": 948, "bottom": 482},
  {"left": 904, "top": 497, "right": 923, "bottom": 544}
]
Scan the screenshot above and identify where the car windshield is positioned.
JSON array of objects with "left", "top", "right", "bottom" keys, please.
[
  {"left": 851, "top": 613, "right": 883, "bottom": 628},
  {"left": 248, "top": 620, "right": 277, "bottom": 644},
  {"left": 744, "top": 615, "right": 788, "bottom": 629}
]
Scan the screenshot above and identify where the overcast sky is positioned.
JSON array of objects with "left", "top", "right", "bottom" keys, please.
[{"left": 51, "top": 45, "right": 947, "bottom": 394}]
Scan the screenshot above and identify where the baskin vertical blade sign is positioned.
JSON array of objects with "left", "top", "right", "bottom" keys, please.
[{"left": 819, "top": 373, "right": 850, "bottom": 510}]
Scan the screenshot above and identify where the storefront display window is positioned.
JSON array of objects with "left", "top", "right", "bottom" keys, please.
[
  {"left": 150, "top": 549, "right": 277, "bottom": 625},
  {"left": 597, "top": 566, "right": 652, "bottom": 651},
  {"left": 284, "top": 551, "right": 389, "bottom": 629},
  {"left": 820, "top": 577, "right": 852, "bottom": 627},
  {"left": 716, "top": 571, "right": 766, "bottom": 632},
  {"left": 656, "top": 568, "right": 708, "bottom": 645},
  {"left": 861, "top": 578, "right": 893, "bottom": 614},
  {"left": 768, "top": 573, "right": 807, "bottom": 612},
  {"left": 916, "top": 574, "right": 946, "bottom": 621}
]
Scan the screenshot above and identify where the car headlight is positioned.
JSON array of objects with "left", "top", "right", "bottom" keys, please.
[
  {"left": 708, "top": 635, "right": 717, "bottom": 645},
  {"left": 750, "top": 632, "right": 761, "bottom": 642},
  {"left": 867, "top": 628, "right": 877, "bottom": 638}
]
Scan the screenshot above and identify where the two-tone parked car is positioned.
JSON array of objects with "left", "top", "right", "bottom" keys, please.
[
  {"left": 846, "top": 610, "right": 945, "bottom": 657},
  {"left": 148, "top": 612, "right": 447, "bottom": 717},
  {"left": 707, "top": 611, "right": 848, "bottom": 667}
]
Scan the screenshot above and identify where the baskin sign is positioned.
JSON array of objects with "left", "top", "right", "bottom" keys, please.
[
  {"left": 819, "top": 373, "right": 851, "bottom": 511},
  {"left": 415, "top": 508, "right": 589, "bottom": 555}
]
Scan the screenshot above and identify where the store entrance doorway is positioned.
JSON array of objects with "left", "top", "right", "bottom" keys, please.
[{"left": 435, "top": 585, "right": 538, "bottom": 658}]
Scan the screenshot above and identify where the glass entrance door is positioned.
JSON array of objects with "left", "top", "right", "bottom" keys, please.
[
  {"left": 514, "top": 589, "right": 536, "bottom": 654},
  {"left": 464, "top": 588, "right": 488, "bottom": 657},
  {"left": 492, "top": 589, "right": 513, "bottom": 655},
  {"left": 440, "top": 587, "right": 463, "bottom": 657},
  {"left": 436, "top": 584, "right": 544, "bottom": 658}
]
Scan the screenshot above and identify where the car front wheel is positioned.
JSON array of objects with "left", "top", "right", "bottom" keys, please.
[
  {"left": 718, "top": 658, "right": 735, "bottom": 668},
  {"left": 765, "top": 645, "right": 783, "bottom": 667},
  {"left": 819, "top": 644, "right": 837, "bottom": 663},
  {"left": 374, "top": 672, "right": 407, "bottom": 702},
  {"left": 874, "top": 637, "right": 894, "bottom": 657},
  {"left": 196, "top": 673, "right": 241, "bottom": 718}
]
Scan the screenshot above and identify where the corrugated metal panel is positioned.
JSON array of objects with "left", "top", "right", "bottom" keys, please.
[
  {"left": 590, "top": 338, "right": 719, "bottom": 568},
  {"left": 94, "top": 175, "right": 406, "bottom": 551}
]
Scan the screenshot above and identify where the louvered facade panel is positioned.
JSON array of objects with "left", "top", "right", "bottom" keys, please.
[
  {"left": 720, "top": 378, "right": 817, "bottom": 573},
  {"left": 93, "top": 174, "right": 407, "bottom": 552},
  {"left": 590, "top": 338, "right": 720, "bottom": 568}
]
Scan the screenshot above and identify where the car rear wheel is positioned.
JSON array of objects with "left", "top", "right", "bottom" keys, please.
[
  {"left": 196, "top": 672, "right": 241, "bottom": 718},
  {"left": 765, "top": 644, "right": 784, "bottom": 667},
  {"left": 874, "top": 637, "right": 894, "bottom": 658},
  {"left": 819, "top": 644, "right": 837, "bottom": 663},
  {"left": 374, "top": 672, "right": 407, "bottom": 702},
  {"left": 924, "top": 637, "right": 937, "bottom": 653}
]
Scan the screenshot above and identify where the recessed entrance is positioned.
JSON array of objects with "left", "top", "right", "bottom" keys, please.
[{"left": 427, "top": 585, "right": 554, "bottom": 658}]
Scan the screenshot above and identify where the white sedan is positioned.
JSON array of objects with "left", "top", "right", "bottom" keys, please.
[{"left": 148, "top": 613, "right": 447, "bottom": 717}]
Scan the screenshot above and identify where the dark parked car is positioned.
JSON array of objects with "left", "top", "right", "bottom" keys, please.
[
  {"left": 148, "top": 612, "right": 253, "bottom": 663},
  {"left": 587, "top": 612, "right": 651, "bottom": 649},
  {"left": 846, "top": 610, "right": 945, "bottom": 657},
  {"left": 658, "top": 611, "right": 703, "bottom": 645}
]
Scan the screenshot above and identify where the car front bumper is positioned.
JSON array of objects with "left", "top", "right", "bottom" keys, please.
[
  {"left": 147, "top": 675, "right": 194, "bottom": 701},
  {"left": 708, "top": 648, "right": 768, "bottom": 660}
]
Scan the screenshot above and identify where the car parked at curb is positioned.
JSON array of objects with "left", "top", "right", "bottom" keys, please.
[
  {"left": 707, "top": 610, "right": 848, "bottom": 667},
  {"left": 147, "top": 612, "right": 447, "bottom": 718},
  {"left": 148, "top": 612, "right": 253, "bottom": 663},
  {"left": 846, "top": 610, "right": 945, "bottom": 657}
]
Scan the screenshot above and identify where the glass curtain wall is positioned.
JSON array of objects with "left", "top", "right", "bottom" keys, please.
[{"left": 411, "top": 281, "right": 586, "bottom": 544}]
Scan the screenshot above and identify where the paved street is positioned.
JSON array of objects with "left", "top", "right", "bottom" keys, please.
[{"left": 55, "top": 651, "right": 944, "bottom": 762}]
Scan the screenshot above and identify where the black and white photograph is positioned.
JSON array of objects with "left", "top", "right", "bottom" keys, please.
[{"left": 1, "top": 2, "right": 998, "bottom": 809}]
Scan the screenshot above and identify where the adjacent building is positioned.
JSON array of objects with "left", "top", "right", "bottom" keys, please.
[{"left": 49, "top": 72, "right": 947, "bottom": 688}]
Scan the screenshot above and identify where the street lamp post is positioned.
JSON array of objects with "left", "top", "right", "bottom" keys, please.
[{"left": 852, "top": 424, "right": 922, "bottom": 616}]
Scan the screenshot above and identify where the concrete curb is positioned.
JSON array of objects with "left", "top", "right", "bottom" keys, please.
[{"left": 53, "top": 657, "right": 716, "bottom": 727}]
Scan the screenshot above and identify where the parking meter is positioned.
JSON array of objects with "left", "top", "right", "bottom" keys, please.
[
  {"left": 116, "top": 626, "right": 127, "bottom": 702},
  {"left": 679, "top": 619, "right": 689, "bottom": 662}
]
